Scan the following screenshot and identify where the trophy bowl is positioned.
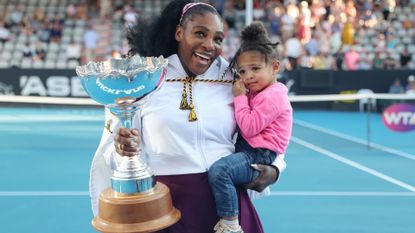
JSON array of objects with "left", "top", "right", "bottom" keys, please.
[{"left": 76, "top": 55, "right": 180, "bottom": 233}]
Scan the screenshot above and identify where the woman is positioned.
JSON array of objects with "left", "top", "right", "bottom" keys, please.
[{"left": 90, "top": 1, "right": 286, "bottom": 232}]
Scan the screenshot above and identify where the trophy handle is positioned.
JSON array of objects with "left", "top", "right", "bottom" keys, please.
[{"left": 109, "top": 97, "right": 156, "bottom": 194}]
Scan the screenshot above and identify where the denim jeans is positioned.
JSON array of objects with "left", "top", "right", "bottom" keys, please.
[{"left": 208, "top": 135, "right": 277, "bottom": 217}]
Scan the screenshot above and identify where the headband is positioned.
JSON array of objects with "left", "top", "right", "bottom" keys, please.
[{"left": 178, "top": 2, "right": 214, "bottom": 25}]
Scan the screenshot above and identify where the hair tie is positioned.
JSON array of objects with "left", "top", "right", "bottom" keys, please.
[{"left": 179, "top": 2, "right": 214, "bottom": 25}]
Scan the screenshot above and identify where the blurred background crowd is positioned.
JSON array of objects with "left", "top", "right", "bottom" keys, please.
[{"left": 0, "top": 0, "right": 414, "bottom": 72}]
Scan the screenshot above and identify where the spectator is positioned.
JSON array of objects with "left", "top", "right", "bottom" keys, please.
[
  {"left": 313, "top": 52, "right": 332, "bottom": 69},
  {"left": 268, "top": 4, "right": 282, "bottom": 37},
  {"left": 317, "top": 27, "right": 330, "bottom": 55},
  {"left": 211, "top": 0, "right": 226, "bottom": 15},
  {"left": 280, "top": 9, "right": 295, "bottom": 42},
  {"left": 329, "top": 29, "right": 342, "bottom": 54},
  {"left": 284, "top": 36, "right": 302, "bottom": 69},
  {"left": 399, "top": 46, "right": 412, "bottom": 69},
  {"left": 123, "top": 5, "right": 137, "bottom": 28},
  {"left": 32, "top": 7, "right": 46, "bottom": 23},
  {"left": 375, "top": 33, "right": 387, "bottom": 51},
  {"left": 37, "top": 22, "right": 50, "bottom": 43},
  {"left": 66, "top": 3, "right": 77, "bottom": 19},
  {"left": 33, "top": 42, "right": 46, "bottom": 61},
  {"left": 100, "top": 0, "right": 112, "bottom": 19},
  {"left": 9, "top": 5, "right": 24, "bottom": 27},
  {"left": 304, "top": 31, "right": 320, "bottom": 56},
  {"left": 19, "top": 15, "right": 33, "bottom": 36},
  {"left": 344, "top": 46, "right": 360, "bottom": 70},
  {"left": 49, "top": 22, "right": 62, "bottom": 42},
  {"left": 30, "top": 9, "right": 44, "bottom": 32},
  {"left": 22, "top": 42, "right": 35, "bottom": 58},
  {"left": 342, "top": 19, "right": 355, "bottom": 45},
  {"left": 298, "top": 1, "right": 311, "bottom": 43},
  {"left": 372, "top": 51, "right": 385, "bottom": 69},
  {"left": 386, "top": 33, "right": 398, "bottom": 49},
  {"left": 333, "top": 49, "right": 345, "bottom": 70},
  {"left": 83, "top": 25, "right": 99, "bottom": 62},
  {"left": 221, "top": 22, "right": 240, "bottom": 61},
  {"left": 405, "top": 75, "right": 415, "bottom": 92},
  {"left": 356, "top": 57, "right": 372, "bottom": 70},
  {"left": 0, "top": 21, "right": 11, "bottom": 43},
  {"left": 361, "top": 10, "right": 378, "bottom": 28},
  {"left": 381, "top": 0, "right": 395, "bottom": 21},
  {"left": 297, "top": 15, "right": 311, "bottom": 44},
  {"left": 76, "top": 3, "right": 88, "bottom": 20},
  {"left": 388, "top": 78, "right": 404, "bottom": 94},
  {"left": 383, "top": 51, "right": 397, "bottom": 69},
  {"left": 299, "top": 49, "right": 313, "bottom": 69},
  {"left": 66, "top": 40, "right": 82, "bottom": 63}
]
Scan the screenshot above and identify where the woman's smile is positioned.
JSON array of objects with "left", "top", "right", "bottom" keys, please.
[{"left": 194, "top": 52, "right": 212, "bottom": 65}]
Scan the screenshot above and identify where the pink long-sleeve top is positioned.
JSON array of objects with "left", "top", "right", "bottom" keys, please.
[{"left": 234, "top": 82, "right": 292, "bottom": 154}]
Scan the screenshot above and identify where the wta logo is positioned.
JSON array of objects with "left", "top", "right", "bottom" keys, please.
[{"left": 382, "top": 103, "right": 415, "bottom": 132}]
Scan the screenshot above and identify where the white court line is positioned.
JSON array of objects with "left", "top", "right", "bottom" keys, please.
[
  {"left": 0, "top": 191, "right": 88, "bottom": 196},
  {"left": 294, "top": 119, "right": 415, "bottom": 161},
  {"left": 270, "top": 191, "right": 415, "bottom": 196},
  {"left": 292, "top": 136, "right": 415, "bottom": 193}
]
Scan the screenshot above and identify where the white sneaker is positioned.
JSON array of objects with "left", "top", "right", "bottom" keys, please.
[{"left": 213, "top": 219, "right": 244, "bottom": 233}]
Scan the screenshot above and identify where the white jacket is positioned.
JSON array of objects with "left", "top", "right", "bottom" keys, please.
[{"left": 89, "top": 55, "right": 286, "bottom": 215}]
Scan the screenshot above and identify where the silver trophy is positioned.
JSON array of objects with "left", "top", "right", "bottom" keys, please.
[{"left": 76, "top": 55, "right": 180, "bottom": 233}]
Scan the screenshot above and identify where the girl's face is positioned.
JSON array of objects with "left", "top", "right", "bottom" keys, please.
[
  {"left": 236, "top": 51, "right": 280, "bottom": 93},
  {"left": 175, "top": 12, "right": 224, "bottom": 76}
]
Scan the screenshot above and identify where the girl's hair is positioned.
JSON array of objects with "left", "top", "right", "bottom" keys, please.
[
  {"left": 127, "top": 0, "right": 219, "bottom": 57},
  {"left": 228, "top": 21, "right": 279, "bottom": 78}
]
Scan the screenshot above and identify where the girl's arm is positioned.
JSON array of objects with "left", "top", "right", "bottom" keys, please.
[{"left": 234, "top": 95, "right": 279, "bottom": 137}]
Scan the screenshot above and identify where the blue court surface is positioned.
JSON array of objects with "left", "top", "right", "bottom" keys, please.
[{"left": 1, "top": 105, "right": 414, "bottom": 233}]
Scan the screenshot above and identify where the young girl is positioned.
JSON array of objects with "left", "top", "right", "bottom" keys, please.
[{"left": 208, "top": 21, "right": 293, "bottom": 233}]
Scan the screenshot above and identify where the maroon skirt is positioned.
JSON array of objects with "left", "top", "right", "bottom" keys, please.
[{"left": 154, "top": 172, "right": 264, "bottom": 233}]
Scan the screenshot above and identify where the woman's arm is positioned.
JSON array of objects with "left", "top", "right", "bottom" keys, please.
[{"left": 244, "top": 164, "right": 279, "bottom": 192}]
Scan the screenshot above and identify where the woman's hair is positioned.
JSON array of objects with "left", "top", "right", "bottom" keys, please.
[
  {"left": 228, "top": 21, "right": 279, "bottom": 77},
  {"left": 127, "top": 0, "right": 219, "bottom": 57}
]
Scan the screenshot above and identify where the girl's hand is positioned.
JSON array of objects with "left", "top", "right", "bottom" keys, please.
[
  {"left": 232, "top": 79, "right": 247, "bottom": 97},
  {"left": 114, "top": 128, "right": 140, "bottom": 157}
]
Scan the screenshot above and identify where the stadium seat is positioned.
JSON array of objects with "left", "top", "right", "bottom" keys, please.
[
  {"left": 20, "top": 59, "right": 32, "bottom": 69},
  {"left": 32, "top": 60, "right": 44, "bottom": 69},
  {"left": 0, "top": 60, "right": 9, "bottom": 68},
  {"left": 44, "top": 60, "right": 56, "bottom": 69}
]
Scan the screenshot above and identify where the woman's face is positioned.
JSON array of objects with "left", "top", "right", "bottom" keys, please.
[{"left": 175, "top": 12, "right": 224, "bottom": 76}]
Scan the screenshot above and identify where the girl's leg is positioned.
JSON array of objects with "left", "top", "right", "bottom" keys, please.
[{"left": 208, "top": 152, "right": 255, "bottom": 218}]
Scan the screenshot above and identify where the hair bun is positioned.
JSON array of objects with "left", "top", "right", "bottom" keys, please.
[{"left": 241, "top": 21, "right": 269, "bottom": 44}]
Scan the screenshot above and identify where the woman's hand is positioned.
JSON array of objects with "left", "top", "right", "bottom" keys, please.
[
  {"left": 114, "top": 128, "right": 140, "bottom": 157},
  {"left": 244, "top": 164, "right": 279, "bottom": 192}
]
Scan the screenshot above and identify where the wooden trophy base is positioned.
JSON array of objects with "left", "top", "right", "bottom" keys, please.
[{"left": 92, "top": 182, "right": 181, "bottom": 233}]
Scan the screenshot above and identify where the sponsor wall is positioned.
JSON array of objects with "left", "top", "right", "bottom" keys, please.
[{"left": 0, "top": 67, "right": 87, "bottom": 97}]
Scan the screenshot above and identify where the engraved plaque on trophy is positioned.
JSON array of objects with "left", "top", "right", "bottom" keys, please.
[{"left": 76, "top": 55, "right": 180, "bottom": 233}]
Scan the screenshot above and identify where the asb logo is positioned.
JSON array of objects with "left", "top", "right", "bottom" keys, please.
[{"left": 382, "top": 103, "right": 415, "bottom": 132}]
